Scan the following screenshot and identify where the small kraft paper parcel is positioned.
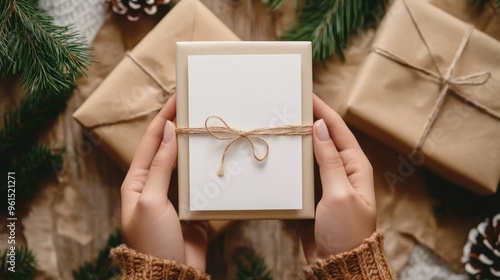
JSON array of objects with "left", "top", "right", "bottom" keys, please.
[{"left": 176, "top": 42, "right": 315, "bottom": 220}]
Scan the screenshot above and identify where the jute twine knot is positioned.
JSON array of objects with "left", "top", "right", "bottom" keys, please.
[
  {"left": 372, "top": 0, "right": 498, "bottom": 157},
  {"left": 176, "top": 116, "right": 312, "bottom": 177}
]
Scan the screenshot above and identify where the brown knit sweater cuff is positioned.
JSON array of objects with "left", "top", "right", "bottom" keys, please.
[
  {"left": 110, "top": 244, "right": 210, "bottom": 280},
  {"left": 304, "top": 230, "right": 394, "bottom": 280}
]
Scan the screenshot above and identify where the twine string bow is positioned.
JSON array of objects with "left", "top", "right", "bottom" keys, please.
[
  {"left": 176, "top": 116, "right": 313, "bottom": 177},
  {"left": 372, "top": 0, "right": 499, "bottom": 155}
]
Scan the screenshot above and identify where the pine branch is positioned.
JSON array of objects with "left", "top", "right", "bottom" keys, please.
[
  {"left": 235, "top": 250, "right": 273, "bottom": 280},
  {"left": 0, "top": 86, "right": 73, "bottom": 160},
  {"left": 263, "top": 0, "right": 303, "bottom": 13},
  {"left": 72, "top": 230, "right": 123, "bottom": 280},
  {"left": 0, "top": 85, "right": 71, "bottom": 214},
  {"left": 0, "top": 145, "right": 64, "bottom": 213},
  {"left": 0, "top": 0, "right": 92, "bottom": 97},
  {"left": 471, "top": 0, "right": 500, "bottom": 8},
  {"left": 270, "top": 0, "right": 386, "bottom": 61},
  {"left": 0, "top": 247, "right": 37, "bottom": 280}
]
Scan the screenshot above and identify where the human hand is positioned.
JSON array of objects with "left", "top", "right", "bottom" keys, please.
[
  {"left": 120, "top": 95, "right": 208, "bottom": 271},
  {"left": 301, "top": 95, "right": 376, "bottom": 263}
]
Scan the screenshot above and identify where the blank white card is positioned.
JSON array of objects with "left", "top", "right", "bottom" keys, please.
[{"left": 188, "top": 54, "right": 303, "bottom": 211}]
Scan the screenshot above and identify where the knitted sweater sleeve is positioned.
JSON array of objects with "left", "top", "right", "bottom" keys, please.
[
  {"left": 303, "top": 230, "right": 394, "bottom": 279},
  {"left": 110, "top": 245, "right": 210, "bottom": 280},
  {"left": 110, "top": 231, "right": 392, "bottom": 280}
]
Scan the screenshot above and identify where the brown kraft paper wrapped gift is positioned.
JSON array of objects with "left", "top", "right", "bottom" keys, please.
[
  {"left": 345, "top": 0, "right": 500, "bottom": 194},
  {"left": 73, "top": 0, "right": 239, "bottom": 236}
]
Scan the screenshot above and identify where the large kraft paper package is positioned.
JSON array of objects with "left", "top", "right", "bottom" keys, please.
[
  {"left": 344, "top": 0, "right": 500, "bottom": 194},
  {"left": 73, "top": 0, "right": 239, "bottom": 237},
  {"left": 309, "top": 0, "right": 500, "bottom": 274}
]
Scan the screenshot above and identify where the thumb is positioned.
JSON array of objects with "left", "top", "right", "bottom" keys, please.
[
  {"left": 313, "top": 119, "right": 351, "bottom": 198},
  {"left": 140, "top": 120, "right": 178, "bottom": 202}
]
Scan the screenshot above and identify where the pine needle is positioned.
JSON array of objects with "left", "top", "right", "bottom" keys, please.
[
  {"left": 263, "top": 0, "right": 304, "bottom": 13},
  {"left": 0, "top": 247, "right": 37, "bottom": 280},
  {"left": 0, "top": 86, "right": 73, "bottom": 160},
  {"left": 0, "top": 0, "right": 92, "bottom": 98},
  {"left": 0, "top": 145, "right": 64, "bottom": 212},
  {"left": 234, "top": 247, "right": 273, "bottom": 280},
  {"left": 72, "top": 230, "right": 123, "bottom": 280},
  {"left": 264, "top": 0, "right": 386, "bottom": 61},
  {"left": 471, "top": 0, "right": 500, "bottom": 7},
  {"left": 0, "top": 82, "right": 71, "bottom": 214}
]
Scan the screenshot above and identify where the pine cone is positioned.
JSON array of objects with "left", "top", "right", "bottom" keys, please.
[
  {"left": 462, "top": 213, "right": 500, "bottom": 279},
  {"left": 107, "top": 0, "right": 171, "bottom": 21}
]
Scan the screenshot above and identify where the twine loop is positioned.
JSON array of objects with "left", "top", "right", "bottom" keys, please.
[
  {"left": 372, "top": 0, "right": 497, "bottom": 156},
  {"left": 176, "top": 116, "right": 312, "bottom": 177}
]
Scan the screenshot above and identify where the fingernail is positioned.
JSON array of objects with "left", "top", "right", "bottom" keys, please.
[
  {"left": 315, "top": 119, "right": 330, "bottom": 141},
  {"left": 163, "top": 121, "right": 173, "bottom": 143}
]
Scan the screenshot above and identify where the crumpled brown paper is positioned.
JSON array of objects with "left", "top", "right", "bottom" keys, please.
[
  {"left": 344, "top": 0, "right": 500, "bottom": 194},
  {"left": 54, "top": 186, "right": 93, "bottom": 246},
  {"left": 22, "top": 183, "right": 61, "bottom": 280}
]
